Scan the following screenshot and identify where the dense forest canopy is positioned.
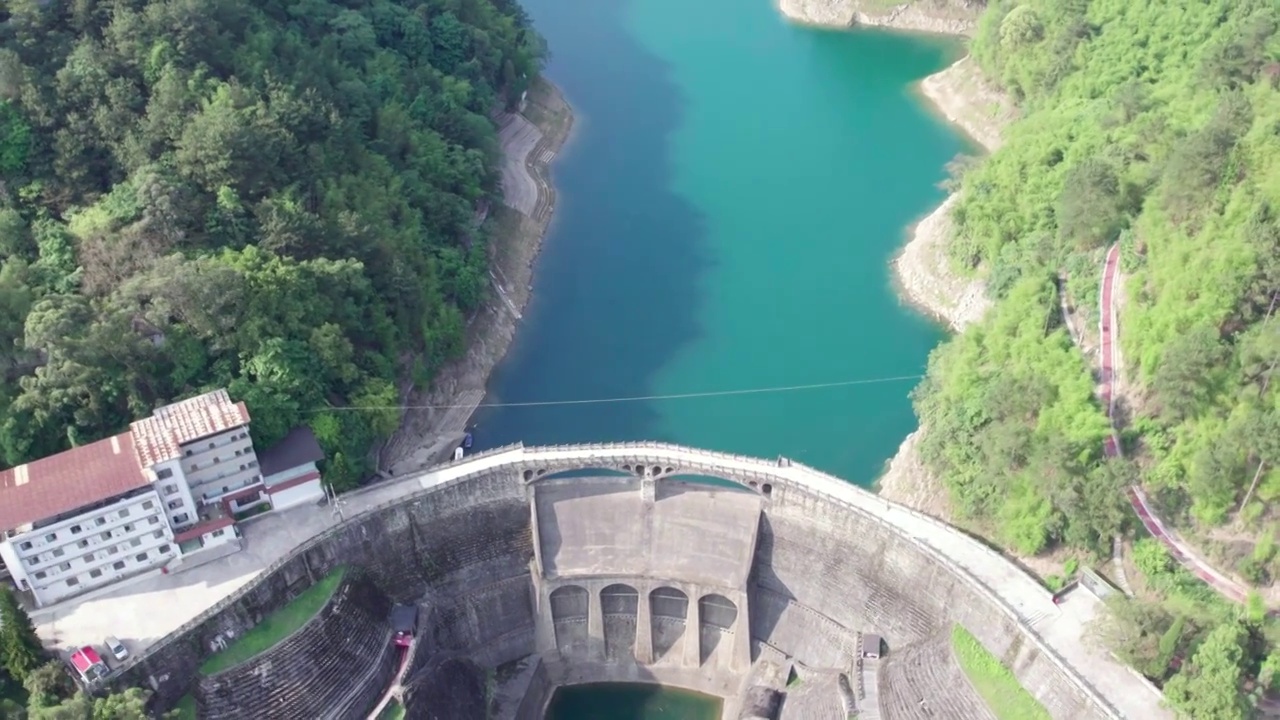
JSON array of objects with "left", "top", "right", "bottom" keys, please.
[
  {"left": 913, "top": 0, "right": 1279, "bottom": 713},
  {"left": 0, "top": 0, "right": 544, "bottom": 488}
]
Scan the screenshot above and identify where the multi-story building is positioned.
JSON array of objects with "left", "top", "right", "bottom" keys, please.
[{"left": 0, "top": 390, "right": 325, "bottom": 608}]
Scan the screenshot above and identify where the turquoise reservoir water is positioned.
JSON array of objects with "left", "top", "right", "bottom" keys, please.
[
  {"left": 545, "top": 683, "right": 721, "bottom": 720},
  {"left": 475, "top": 0, "right": 968, "bottom": 487}
]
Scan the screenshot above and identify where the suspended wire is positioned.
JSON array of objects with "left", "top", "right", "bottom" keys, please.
[{"left": 314, "top": 373, "right": 925, "bottom": 412}]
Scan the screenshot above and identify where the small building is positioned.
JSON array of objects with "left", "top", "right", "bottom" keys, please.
[
  {"left": 258, "top": 426, "right": 326, "bottom": 511},
  {"left": 862, "top": 633, "right": 883, "bottom": 659},
  {"left": 69, "top": 646, "right": 109, "bottom": 684},
  {"left": 391, "top": 604, "right": 419, "bottom": 648}
]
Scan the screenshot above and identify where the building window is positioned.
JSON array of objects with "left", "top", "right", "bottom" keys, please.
[
  {"left": 44, "top": 532, "right": 56, "bottom": 542},
  {"left": 185, "top": 449, "right": 193, "bottom": 457},
  {"left": 142, "top": 500, "right": 154, "bottom": 510},
  {"left": 66, "top": 577, "right": 79, "bottom": 587},
  {"left": 95, "top": 517, "right": 106, "bottom": 526},
  {"left": 148, "top": 516, "right": 160, "bottom": 525},
  {"left": 113, "top": 561, "right": 125, "bottom": 571},
  {"left": 19, "top": 541, "right": 31, "bottom": 551},
  {"left": 107, "top": 546, "right": 119, "bottom": 556},
  {"left": 82, "top": 553, "right": 94, "bottom": 563},
  {"left": 119, "top": 508, "right": 130, "bottom": 519},
  {"left": 129, "top": 538, "right": 141, "bottom": 548},
  {"left": 51, "top": 548, "right": 64, "bottom": 558},
  {"left": 89, "top": 569, "right": 102, "bottom": 579},
  {"left": 173, "top": 513, "right": 189, "bottom": 524},
  {"left": 135, "top": 553, "right": 148, "bottom": 563},
  {"left": 211, "top": 529, "right": 225, "bottom": 538},
  {"left": 101, "top": 531, "right": 112, "bottom": 541},
  {"left": 33, "top": 571, "right": 46, "bottom": 580},
  {"left": 123, "top": 524, "right": 134, "bottom": 533},
  {"left": 70, "top": 524, "right": 81, "bottom": 534},
  {"left": 28, "top": 555, "right": 41, "bottom": 566},
  {"left": 77, "top": 539, "right": 89, "bottom": 549},
  {"left": 163, "top": 485, "right": 178, "bottom": 496},
  {"left": 159, "top": 545, "right": 171, "bottom": 555},
  {"left": 167, "top": 500, "right": 182, "bottom": 511},
  {"left": 157, "top": 468, "right": 173, "bottom": 479},
  {"left": 58, "top": 562, "right": 70, "bottom": 572},
  {"left": 152, "top": 530, "right": 163, "bottom": 540}
]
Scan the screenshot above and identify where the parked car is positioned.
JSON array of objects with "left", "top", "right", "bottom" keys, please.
[{"left": 104, "top": 637, "right": 128, "bottom": 662}]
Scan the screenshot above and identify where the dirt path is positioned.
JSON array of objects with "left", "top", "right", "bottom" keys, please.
[{"left": 379, "top": 80, "right": 574, "bottom": 477}]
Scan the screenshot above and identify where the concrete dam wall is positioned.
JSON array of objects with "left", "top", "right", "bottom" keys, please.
[{"left": 115, "top": 443, "right": 1130, "bottom": 719}]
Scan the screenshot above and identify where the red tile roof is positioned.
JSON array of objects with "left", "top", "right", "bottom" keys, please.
[
  {"left": 131, "top": 390, "right": 251, "bottom": 467},
  {"left": 0, "top": 432, "right": 150, "bottom": 533}
]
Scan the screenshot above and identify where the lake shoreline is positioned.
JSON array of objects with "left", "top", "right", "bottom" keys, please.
[{"left": 380, "top": 79, "right": 576, "bottom": 476}]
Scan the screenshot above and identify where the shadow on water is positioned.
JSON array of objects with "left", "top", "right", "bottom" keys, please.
[{"left": 472, "top": 0, "right": 709, "bottom": 448}]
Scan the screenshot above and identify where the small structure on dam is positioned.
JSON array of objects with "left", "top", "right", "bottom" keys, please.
[{"left": 114, "top": 443, "right": 1168, "bottom": 720}]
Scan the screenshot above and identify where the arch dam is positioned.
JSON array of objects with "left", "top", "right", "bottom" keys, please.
[{"left": 116, "top": 442, "right": 1169, "bottom": 720}]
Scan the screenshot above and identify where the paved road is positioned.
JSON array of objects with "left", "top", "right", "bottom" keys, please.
[
  {"left": 497, "top": 114, "right": 542, "bottom": 216},
  {"left": 1098, "top": 243, "right": 1250, "bottom": 605}
]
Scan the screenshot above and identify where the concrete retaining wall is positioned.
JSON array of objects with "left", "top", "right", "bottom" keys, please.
[
  {"left": 116, "top": 473, "right": 534, "bottom": 712},
  {"left": 761, "top": 484, "right": 1103, "bottom": 719},
  {"left": 195, "top": 572, "right": 396, "bottom": 720}
]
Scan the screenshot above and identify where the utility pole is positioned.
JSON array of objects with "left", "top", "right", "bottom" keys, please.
[{"left": 325, "top": 483, "right": 348, "bottom": 523}]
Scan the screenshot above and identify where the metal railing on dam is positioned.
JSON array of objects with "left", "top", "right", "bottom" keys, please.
[{"left": 117, "top": 441, "right": 1165, "bottom": 720}]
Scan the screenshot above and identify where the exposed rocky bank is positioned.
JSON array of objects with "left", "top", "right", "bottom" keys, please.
[
  {"left": 870, "top": 21, "right": 1017, "bottom": 523},
  {"left": 778, "top": 0, "right": 985, "bottom": 36}
]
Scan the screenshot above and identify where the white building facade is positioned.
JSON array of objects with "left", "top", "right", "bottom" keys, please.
[{"left": 0, "top": 389, "right": 326, "bottom": 607}]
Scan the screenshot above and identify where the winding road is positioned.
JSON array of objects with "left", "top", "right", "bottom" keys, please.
[{"left": 1098, "top": 244, "right": 1250, "bottom": 605}]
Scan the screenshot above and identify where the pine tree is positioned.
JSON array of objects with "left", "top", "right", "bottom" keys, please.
[{"left": 0, "top": 586, "right": 44, "bottom": 682}]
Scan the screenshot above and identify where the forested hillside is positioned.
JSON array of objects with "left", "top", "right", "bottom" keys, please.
[
  {"left": 0, "top": 0, "right": 544, "bottom": 487},
  {"left": 911, "top": 0, "right": 1279, "bottom": 714}
]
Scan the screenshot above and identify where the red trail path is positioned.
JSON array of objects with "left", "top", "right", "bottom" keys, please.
[{"left": 1099, "top": 244, "right": 1249, "bottom": 604}]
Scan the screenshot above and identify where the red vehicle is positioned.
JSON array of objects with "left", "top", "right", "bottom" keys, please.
[
  {"left": 391, "top": 605, "right": 418, "bottom": 648},
  {"left": 69, "top": 646, "right": 109, "bottom": 683}
]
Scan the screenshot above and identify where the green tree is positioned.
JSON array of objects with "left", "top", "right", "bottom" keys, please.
[
  {"left": 23, "top": 661, "right": 73, "bottom": 710},
  {"left": 1152, "top": 322, "right": 1229, "bottom": 422},
  {"left": 1163, "top": 623, "right": 1249, "bottom": 719},
  {"left": 1057, "top": 157, "right": 1126, "bottom": 251},
  {"left": 0, "top": 587, "right": 44, "bottom": 682}
]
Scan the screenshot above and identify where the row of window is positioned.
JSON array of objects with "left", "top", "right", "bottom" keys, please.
[
  {"left": 17, "top": 500, "right": 159, "bottom": 553},
  {"left": 182, "top": 431, "right": 251, "bottom": 458},
  {"left": 54, "top": 545, "right": 172, "bottom": 588},
  {"left": 29, "top": 528, "right": 169, "bottom": 580}
]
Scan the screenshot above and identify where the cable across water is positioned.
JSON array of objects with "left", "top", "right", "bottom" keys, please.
[{"left": 314, "top": 373, "right": 925, "bottom": 412}]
